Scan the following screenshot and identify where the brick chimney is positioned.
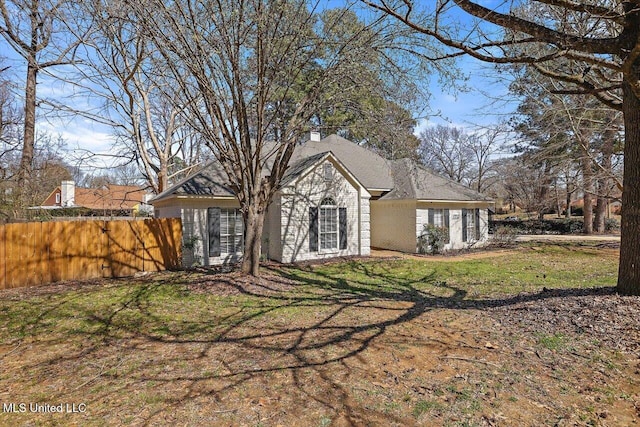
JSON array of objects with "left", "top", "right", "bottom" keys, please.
[{"left": 60, "top": 181, "right": 75, "bottom": 207}]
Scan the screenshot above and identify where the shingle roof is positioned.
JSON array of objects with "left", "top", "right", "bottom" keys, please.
[
  {"left": 381, "top": 158, "right": 493, "bottom": 202},
  {"left": 151, "top": 135, "right": 492, "bottom": 204},
  {"left": 151, "top": 151, "right": 334, "bottom": 202},
  {"left": 292, "top": 135, "right": 394, "bottom": 190},
  {"left": 75, "top": 185, "right": 147, "bottom": 210},
  {"left": 151, "top": 161, "right": 235, "bottom": 201}
]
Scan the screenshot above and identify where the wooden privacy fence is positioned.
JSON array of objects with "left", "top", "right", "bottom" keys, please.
[{"left": 0, "top": 218, "right": 182, "bottom": 290}]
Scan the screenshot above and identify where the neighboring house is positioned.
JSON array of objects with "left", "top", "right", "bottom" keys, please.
[
  {"left": 151, "top": 133, "right": 493, "bottom": 266},
  {"left": 38, "top": 181, "right": 153, "bottom": 216}
]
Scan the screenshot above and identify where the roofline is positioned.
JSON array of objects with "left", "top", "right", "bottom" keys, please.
[
  {"left": 416, "top": 199, "right": 494, "bottom": 204},
  {"left": 373, "top": 198, "right": 494, "bottom": 204},
  {"left": 367, "top": 187, "right": 393, "bottom": 192},
  {"left": 151, "top": 194, "right": 237, "bottom": 204}
]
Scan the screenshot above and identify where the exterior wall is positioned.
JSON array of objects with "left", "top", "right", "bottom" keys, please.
[
  {"left": 278, "top": 158, "right": 367, "bottom": 263},
  {"left": 152, "top": 198, "right": 241, "bottom": 267},
  {"left": 265, "top": 195, "right": 282, "bottom": 262},
  {"left": 416, "top": 202, "right": 492, "bottom": 251},
  {"left": 370, "top": 200, "right": 416, "bottom": 252}
]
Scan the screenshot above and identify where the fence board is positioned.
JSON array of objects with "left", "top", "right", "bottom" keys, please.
[{"left": 0, "top": 218, "right": 182, "bottom": 290}]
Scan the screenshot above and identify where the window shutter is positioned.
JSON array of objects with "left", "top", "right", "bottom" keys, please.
[
  {"left": 428, "top": 209, "right": 434, "bottom": 225},
  {"left": 475, "top": 209, "right": 481, "bottom": 240},
  {"left": 208, "top": 207, "right": 221, "bottom": 257},
  {"left": 444, "top": 209, "right": 450, "bottom": 244},
  {"left": 461, "top": 209, "right": 468, "bottom": 242},
  {"left": 309, "top": 207, "right": 318, "bottom": 252},
  {"left": 339, "top": 207, "right": 347, "bottom": 250}
]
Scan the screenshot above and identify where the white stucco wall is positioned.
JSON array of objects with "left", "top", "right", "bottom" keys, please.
[
  {"left": 278, "top": 158, "right": 368, "bottom": 263},
  {"left": 370, "top": 200, "right": 417, "bottom": 253}
]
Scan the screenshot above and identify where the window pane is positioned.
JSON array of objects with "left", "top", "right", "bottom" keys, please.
[
  {"left": 433, "top": 209, "right": 443, "bottom": 227},
  {"left": 319, "top": 206, "right": 338, "bottom": 250},
  {"left": 218, "top": 209, "right": 244, "bottom": 253}
]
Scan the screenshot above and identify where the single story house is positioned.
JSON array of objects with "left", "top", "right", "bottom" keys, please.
[{"left": 151, "top": 133, "right": 493, "bottom": 266}]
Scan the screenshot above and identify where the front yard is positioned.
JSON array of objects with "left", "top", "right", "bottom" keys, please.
[{"left": 0, "top": 242, "right": 638, "bottom": 426}]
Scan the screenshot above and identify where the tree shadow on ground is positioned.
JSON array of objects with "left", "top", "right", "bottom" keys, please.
[{"left": 0, "top": 260, "right": 618, "bottom": 426}]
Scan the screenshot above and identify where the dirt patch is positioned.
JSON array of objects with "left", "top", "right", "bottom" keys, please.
[{"left": 0, "top": 262, "right": 638, "bottom": 426}]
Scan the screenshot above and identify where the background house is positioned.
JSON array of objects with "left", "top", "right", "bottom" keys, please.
[
  {"left": 151, "top": 133, "right": 494, "bottom": 266},
  {"left": 37, "top": 181, "right": 153, "bottom": 217}
]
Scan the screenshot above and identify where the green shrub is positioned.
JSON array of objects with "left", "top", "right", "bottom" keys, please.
[{"left": 418, "top": 224, "right": 449, "bottom": 254}]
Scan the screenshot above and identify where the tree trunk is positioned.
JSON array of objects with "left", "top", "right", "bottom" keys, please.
[
  {"left": 595, "top": 197, "right": 606, "bottom": 233},
  {"left": 595, "top": 129, "right": 615, "bottom": 233},
  {"left": 565, "top": 188, "right": 571, "bottom": 218},
  {"left": 15, "top": 60, "right": 38, "bottom": 210},
  {"left": 241, "top": 204, "right": 266, "bottom": 276},
  {"left": 581, "top": 155, "right": 594, "bottom": 234},
  {"left": 617, "top": 78, "right": 640, "bottom": 295}
]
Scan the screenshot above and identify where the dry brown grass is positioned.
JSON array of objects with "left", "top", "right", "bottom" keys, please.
[{"left": 0, "top": 243, "right": 637, "bottom": 426}]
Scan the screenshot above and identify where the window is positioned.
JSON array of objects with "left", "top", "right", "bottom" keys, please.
[
  {"left": 309, "top": 198, "right": 347, "bottom": 252},
  {"left": 55, "top": 193, "right": 61, "bottom": 204},
  {"left": 208, "top": 207, "right": 243, "bottom": 257},
  {"left": 220, "top": 208, "right": 243, "bottom": 254},
  {"left": 319, "top": 198, "right": 338, "bottom": 250},
  {"left": 432, "top": 209, "right": 444, "bottom": 228},
  {"left": 462, "top": 208, "right": 480, "bottom": 242},
  {"left": 428, "top": 208, "right": 450, "bottom": 243},
  {"left": 323, "top": 163, "right": 333, "bottom": 181},
  {"left": 466, "top": 209, "right": 476, "bottom": 242}
]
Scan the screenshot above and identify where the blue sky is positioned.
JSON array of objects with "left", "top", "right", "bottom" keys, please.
[{"left": 0, "top": 1, "right": 518, "bottom": 172}]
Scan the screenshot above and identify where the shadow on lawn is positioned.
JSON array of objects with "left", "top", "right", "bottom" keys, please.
[{"left": 5, "top": 260, "right": 616, "bottom": 425}]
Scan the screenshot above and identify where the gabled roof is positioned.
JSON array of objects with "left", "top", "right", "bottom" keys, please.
[
  {"left": 381, "top": 158, "right": 493, "bottom": 202},
  {"left": 151, "top": 150, "right": 362, "bottom": 203},
  {"left": 151, "top": 160, "right": 235, "bottom": 202},
  {"left": 292, "top": 134, "right": 394, "bottom": 190}
]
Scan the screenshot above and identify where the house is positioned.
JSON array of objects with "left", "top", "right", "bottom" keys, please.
[
  {"left": 38, "top": 181, "right": 153, "bottom": 217},
  {"left": 151, "top": 133, "right": 493, "bottom": 266}
]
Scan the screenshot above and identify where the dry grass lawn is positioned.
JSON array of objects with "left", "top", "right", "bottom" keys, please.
[{"left": 0, "top": 242, "right": 638, "bottom": 426}]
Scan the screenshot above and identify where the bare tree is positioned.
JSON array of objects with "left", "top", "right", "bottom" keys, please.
[
  {"left": 365, "top": 0, "right": 640, "bottom": 294},
  {"left": 72, "top": 0, "right": 205, "bottom": 193},
  {"left": 0, "top": 0, "right": 90, "bottom": 209},
  {"left": 419, "top": 125, "right": 473, "bottom": 183},
  {"left": 419, "top": 124, "right": 503, "bottom": 193},
  {"left": 125, "top": 0, "right": 430, "bottom": 275}
]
